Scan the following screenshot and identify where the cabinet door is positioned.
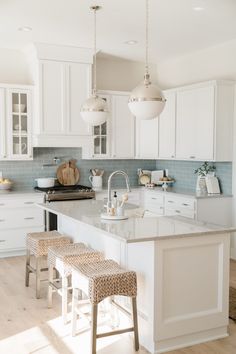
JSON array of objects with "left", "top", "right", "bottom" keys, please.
[
  {"left": 7, "top": 89, "right": 32, "bottom": 160},
  {"left": 67, "top": 62, "right": 92, "bottom": 135},
  {"left": 40, "top": 60, "right": 65, "bottom": 134},
  {"left": 112, "top": 94, "right": 134, "bottom": 159},
  {"left": 136, "top": 117, "right": 159, "bottom": 159},
  {"left": 176, "top": 85, "right": 215, "bottom": 160},
  {"left": 0, "top": 88, "right": 6, "bottom": 159},
  {"left": 159, "top": 91, "right": 176, "bottom": 158}
]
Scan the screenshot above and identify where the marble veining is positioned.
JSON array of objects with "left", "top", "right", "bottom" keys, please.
[{"left": 37, "top": 200, "right": 235, "bottom": 243}]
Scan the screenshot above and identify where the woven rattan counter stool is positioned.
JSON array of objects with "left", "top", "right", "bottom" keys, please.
[
  {"left": 48, "top": 243, "right": 104, "bottom": 324},
  {"left": 71, "top": 259, "right": 139, "bottom": 354},
  {"left": 25, "top": 230, "right": 71, "bottom": 299}
]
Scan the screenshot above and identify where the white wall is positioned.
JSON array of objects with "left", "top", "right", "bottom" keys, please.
[
  {"left": 97, "top": 55, "right": 157, "bottom": 91},
  {"left": 157, "top": 39, "right": 236, "bottom": 89},
  {"left": 157, "top": 39, "right": 236, "bottom": 259},
  {"left": 0, "top": 48, "right": 32, "bottom": 84}
]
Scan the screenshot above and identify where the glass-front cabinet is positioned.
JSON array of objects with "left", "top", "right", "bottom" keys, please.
[
  {"left": 90, "top": 96, "right": 110, "bottom": 158},
  {"left": 7, "top": 89, "right": 32, "bottom": 160}
]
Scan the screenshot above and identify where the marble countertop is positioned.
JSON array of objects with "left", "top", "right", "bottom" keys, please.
[
  {"left": 96, "top": 186, "right": 232, "bottom": 199},
  {"left": 37, "top": 199, "right": 235, "bottom": 243}
]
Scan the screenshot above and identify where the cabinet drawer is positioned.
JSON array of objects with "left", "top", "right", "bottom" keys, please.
[
  {"left": 0, "top": 195, "right": 44, "bottom": 209},
  {"left": 165, "top": 196, "right": 195, "bottom": 210},
  {"left": 0, "top": 207, "right": 44, "bottom": 230},
  {"left": 0, "top": 226, "right": 44, "bottom": 251},
  {"left": 165, "top": 208, "right": 195, "bottom": 219},
  {"left": 145, "top": 192, "right": 164, "bottom": 205}
]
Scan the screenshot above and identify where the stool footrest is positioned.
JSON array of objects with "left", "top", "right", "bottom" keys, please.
[{"left": 96, "top": 327, "right": 134, "bottom": 339}]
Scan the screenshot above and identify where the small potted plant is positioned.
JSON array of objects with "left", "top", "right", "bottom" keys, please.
[{"left": 194, "top": 162, "right": 216, "bottom": 194}]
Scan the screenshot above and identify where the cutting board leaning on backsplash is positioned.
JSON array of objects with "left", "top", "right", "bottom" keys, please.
[{"left": 57, "top": 160, "right": 80, "bottom": 186}]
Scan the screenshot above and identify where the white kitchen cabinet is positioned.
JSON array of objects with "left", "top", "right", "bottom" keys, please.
[
  {"left": 0, "top": 193, "right": 45, "bottom": 258},
  {"left": 0, "top": 88, "right": 6, "bottom": 159},
  {"left": 135, "top": 117, "right": 159, "bottom": 159},
  {"left": 82, "top": 91, "right": 135, "bottom": 159},
  {"left": 143, "top": 189, "right": 231, "bottom": 225},
  {"left": 0, "top": 85, "right": 33, "bottom": 161},
  {"left": 175, "top": 81, "right": 234, "bottom": 161},
  {"left": 31, "top": 44, "right": 93, "bottom": 147},
  {"left": 111, "top": 94, "right": 135, "bottom": 159},
  {"left": 158, "top": 90, "right": 176, "bottom": 159}
]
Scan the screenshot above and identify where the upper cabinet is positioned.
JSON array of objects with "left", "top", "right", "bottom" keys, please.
[
  {"left": 111, "top": 93, "right": 134, "bottom": 159},
  {"left": 135, "top": 118, "right": 159, "bottom": 159},
  {"left": 175, "top": 81, "right": 234, "bottom": 161},
  {"left": 30, "top": 43, "right": 93, "bottom": 147},
  {"left": 82, "top": 91, "right": 135, "bottom": 159},
  {"left": 158, "top": 90, "right": 176, "bottom": 159},
  {"left": 0, "top": 85, "right": 33, "bottom": 161}
]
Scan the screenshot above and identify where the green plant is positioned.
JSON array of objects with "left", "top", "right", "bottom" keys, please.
[{"left": 194, "top": 162, "right": 216, "bottom": 177}]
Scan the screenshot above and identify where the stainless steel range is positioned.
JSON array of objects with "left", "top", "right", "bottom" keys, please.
[{"left": 35, "top": 184, "right": 95, "bottom": 230}]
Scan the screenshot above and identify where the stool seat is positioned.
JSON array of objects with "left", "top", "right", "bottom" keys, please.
[
  {"left": 47, "top": 242, "right": 104, "bottom": 324},
  {"left": 25, "top": 230, "right": 71, "bottom": 299},
  {"left": 71, "top": 259, "right": 139, "bottom": 353},
  {"left": 48, "top": 243, "right": 103, "bottom": 277},
  {"left": 27, "top": 230, "right": 70, "bottom": 257},
  {"left": 72, "top": 259, "right": 137, "bottom": 304}
]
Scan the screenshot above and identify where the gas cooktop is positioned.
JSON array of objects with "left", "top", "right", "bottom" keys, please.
[{"left": 35, "top": 184, "right": 95, "bottom": 201}]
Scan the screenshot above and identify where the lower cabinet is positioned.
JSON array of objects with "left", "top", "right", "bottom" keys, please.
[
  {"left": 0, "top": 193, "right": 45, "bottom": 257},
  {"left": 143, "top": 190, "right": 231, "bottom": 226}
]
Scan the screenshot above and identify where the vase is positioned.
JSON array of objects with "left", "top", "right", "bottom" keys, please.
[{"left": 196, "top": 176, "right": 207, "bottom": 194}]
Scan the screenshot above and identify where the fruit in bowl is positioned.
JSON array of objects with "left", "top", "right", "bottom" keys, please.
[{"left": 0, "top": 178, "right": 13, "bottom": 190}]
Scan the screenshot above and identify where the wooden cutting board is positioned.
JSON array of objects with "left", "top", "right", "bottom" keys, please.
[{"left": 56, "top": 160, "right": 80, "bottom": 186}]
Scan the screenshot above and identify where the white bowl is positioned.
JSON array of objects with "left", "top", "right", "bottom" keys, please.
[
  {"left": 13, "top": 104, "right": 26, "bottom": 113},
  {"left": 35, "top": 178, "right": 55, "bottom": 188}
]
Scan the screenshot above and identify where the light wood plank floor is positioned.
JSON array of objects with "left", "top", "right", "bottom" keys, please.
[{"left": 0, "top": 256, "right": 236, "bottom": 354}]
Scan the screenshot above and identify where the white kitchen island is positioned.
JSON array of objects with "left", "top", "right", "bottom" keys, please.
[{"left": 38, "top": 200, "right": 234, "bottom": 354}]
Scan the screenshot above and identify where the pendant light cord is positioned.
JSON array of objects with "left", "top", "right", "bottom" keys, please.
[
  {"left": 144, "top": 0, "right": 150, "bottom": 86},
  {"left": 145, "top": 0, "right": 149, "bottom": 76},
  {"left": 93, "top": 7, "right": 97, "bottom": 96}
]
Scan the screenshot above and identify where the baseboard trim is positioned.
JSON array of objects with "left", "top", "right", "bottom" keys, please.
[{"left": 154, "top": 326, "right": 228, "bottom": 354}]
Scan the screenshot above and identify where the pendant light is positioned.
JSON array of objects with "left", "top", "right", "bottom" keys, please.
[
  {"left": 128, "top": 0, "right": 166, "bottom": 120},
  {"left": 81, "top": 5, "right": 108, "bottom": 126}
]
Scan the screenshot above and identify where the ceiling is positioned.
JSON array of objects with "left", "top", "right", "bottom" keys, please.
[{"left": 0, "top": 0, "right": 236, "bottom": 63}]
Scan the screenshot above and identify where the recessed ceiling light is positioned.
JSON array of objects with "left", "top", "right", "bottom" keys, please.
[
  {"left": 124, "top": 40, "right": 138, "bottom": 45},
  {"left": 18, "top": 26, "right": 32, "bottom": 32},
  {"left": 193, "top": 6, "right": 204, "bottom": 11}
]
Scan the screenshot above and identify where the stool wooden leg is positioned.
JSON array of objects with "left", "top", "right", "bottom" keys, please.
[
  {"left": 25, "top": 249, "right": 30, "bottom": 287},
  {"left": 132, "top": 297, "right": 139, "bottom": 351},
  {"left": 91, "top": 304, "right": 98, "bottom": 354},
  {"left": 72, "top": 288, "right": 79, "bottom": 337},
  {"left": 48, "top": 264, "right": 54, "bottom": 308},
  {"left": 36, "top": 257, "right": 41, "bottom": 299},
  {"left": 62, "top": 276, "right": 68, "bottom": 324}
]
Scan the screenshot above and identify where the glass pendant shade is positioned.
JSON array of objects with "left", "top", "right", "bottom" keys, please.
[
  {"left": 81, "top": 95, "right": 108, "bottom": 125},
  {"left": 128, "top": 81, "right": 166, "bottom": 119}
]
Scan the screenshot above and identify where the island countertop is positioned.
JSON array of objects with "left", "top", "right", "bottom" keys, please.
[{"left": 37, "top": 200, "right": 235, "bottom": 243}]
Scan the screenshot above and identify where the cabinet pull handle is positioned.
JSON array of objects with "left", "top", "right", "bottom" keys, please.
[
  {"left": 0, "top": 203, "right": 5, "bottom": 206},
  {"left": 175, "top": 210, "right": 181, "bottom": 213},
  {"left": 182, "top": 203, "right": 190, "bottom": 206},
  {"left": 0, "top": 219, "right": 5, "bottom": 222},
  {"left": 0, "top": 240, "right": 6, "bottom": 242},
  {"left": 24, "top": 202, "right": 34, "bottom": 205},
  {"left": 190, "top": 156, "right": 196, "bottom": 159},
  {"left": 171, "top": 155, "right": 175, "bottom": 158},
  {"left": 168, "top": 200, "right": 174, "bottom": 203},
  {"left": 151, "top": 197, "right": 157, "bottom": 200},
  {"left": 160, "top": 206, "right": 164, "bottom": 210},
  {"left": 24, "top": 217, "right": 35, "bottom": 220}
]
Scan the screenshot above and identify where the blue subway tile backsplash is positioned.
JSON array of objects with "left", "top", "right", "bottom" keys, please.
[
  {"left": 156, "top": 160, "right": 232, "bottom": 194},
  {"left": 0, "top": 148, "right": 232, "bottom": 194}
]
